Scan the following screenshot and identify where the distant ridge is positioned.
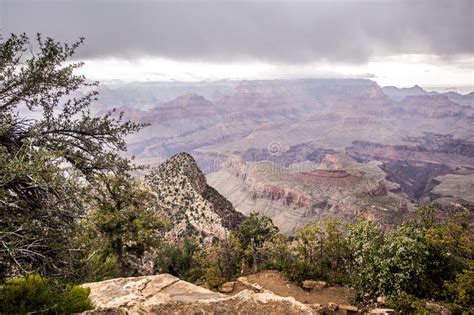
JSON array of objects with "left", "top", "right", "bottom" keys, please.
[{"left": 383, "top": 85, "right": 474, "bottom": 106}]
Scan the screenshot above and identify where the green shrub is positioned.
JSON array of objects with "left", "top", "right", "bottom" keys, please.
[
  {"left": 377, "top": 223, "right": 447, "bottom": 298},
  {"left": 235, "top": 212, "right": 279, "bottom": 273},
  {"left": 292, "top": 220, "right": 350, "bottom": 285},
  {"left": 154, "top": 238, "right": 200, "bottom": 281},
  {"left": 0, "top": 274, "right": 94, "bottom": 314},
  {"left": 443, "top": 265, "right": 474, "bottom": 309},
  {"left": 345, "top": 220, "right": 385, "bottom": 300},
  {"left": 387, "top": 292, "right": 428, "bottom": 313},
  {"left": 346, "top": 206, "right": 472, "bottom": 304}
]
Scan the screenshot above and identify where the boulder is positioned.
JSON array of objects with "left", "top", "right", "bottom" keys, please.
[
  {"left": 376, "top": 296, "right": 386, "bottom": 305},
  {"left": 218, "top": 281, "right": 235, "bottom": 293},
  {"left": 369, "top": 309, "right": 395, "bottom": 315},
  {"left": 309, "top": 303, "right": 324, "bottom": 312},
  {"left": 339, "top": 304, "right": 358, "bottom": 312},
  {"left": 302, "top": 280, "right": 328, "bottom": 290},
  {"left": 82, "top": 274, "right": 318, "bottom": 314},
  {"left": 328, "top": 302, "right": 339, "bottom": 312},
  {"left": 236, "top": 276, "right": 265, "bottom": 292}
]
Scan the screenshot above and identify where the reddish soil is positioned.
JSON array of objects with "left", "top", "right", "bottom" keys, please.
[{"left": 232, "top": 270, "right": 355, "bottom": 306}]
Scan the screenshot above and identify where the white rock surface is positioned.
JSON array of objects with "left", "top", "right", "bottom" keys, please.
[{"left": 83, "top": 274, "right": 319, "bottom": 314}]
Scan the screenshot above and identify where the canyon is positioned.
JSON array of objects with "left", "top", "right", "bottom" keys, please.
[{"left": 95, "top": 79, "right": 474, "bottom": 231}]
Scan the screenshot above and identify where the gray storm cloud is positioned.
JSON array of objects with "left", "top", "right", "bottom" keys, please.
[{"left": 1, "top": 0, "right": 473, "bottom": 64}]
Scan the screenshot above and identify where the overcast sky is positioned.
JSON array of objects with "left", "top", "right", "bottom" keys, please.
[{"left": 1, "top": 0, "right": 473, "bottom": 89}]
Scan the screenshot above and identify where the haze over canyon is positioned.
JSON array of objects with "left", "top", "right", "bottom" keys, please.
[{"left": 89, "top": 79, "right": 474, "bottom": 233}]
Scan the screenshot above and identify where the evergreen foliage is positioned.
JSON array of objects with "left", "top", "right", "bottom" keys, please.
[
  {"left": 0, "top": 274, "right": 93, "bottom": 313},
  {"left": 86, "top": 171, "right": 166, "bottom": 278},
  {"left": 0, "top": 33, "right": 144, "bottom": 280},
  {"left": 235, "top": 212, "right": 279, "bottom": 273}
]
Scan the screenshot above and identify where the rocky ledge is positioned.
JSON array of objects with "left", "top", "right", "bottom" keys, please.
[{"left": 83, "top": 274, "right": 317, "bottom": 314}]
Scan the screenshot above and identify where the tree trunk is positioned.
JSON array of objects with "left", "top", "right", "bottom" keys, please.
[
  {"left": 115, "top": 238, "right": 126, "bottom": 277},
  {"left": 319, "top": 238, "right": 324, "bottom": 277},
  {"left": 251, "top": 238, "right": 258, "bottom": 274},
  {"left": 223, "top": 231, "right": 232, "bottom": 280}
]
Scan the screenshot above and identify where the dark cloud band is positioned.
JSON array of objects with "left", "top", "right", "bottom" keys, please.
[{"left": 1, "top": 0, "right": 473, "bottom": 64}]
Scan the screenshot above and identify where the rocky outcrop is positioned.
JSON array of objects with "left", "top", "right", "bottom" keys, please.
[
  {"left": 115, "top": 93, "right": 218, "bottom": 124},
  {"left": 241, "top": 143, "right": 337, "bottom": 166},
  {"left": 202, "top": 186, "right": 243, "bottom": 230},
  {"left": 208, "top": 154, "right": 406, "bottom": 233},
  {"left": 382, "top": 85, "right": 430, "bottom": 102},
  {"left": 347, "top": 135, "right": 474, "bottom": 202},
  {"left": 83, "top": 274, "right": 317, "bottom": 314},
  {"left": 359, "top": 82, "right": 387, "bottom": 99},
  {"left": 251, "top": 184, "right": 312, "bottom": 208},
  {"left": 147, "top": 153, "right": 244, "bottom": 243},
  {"left": 397, "top": 95, "right": 473, "bottom": 118}
]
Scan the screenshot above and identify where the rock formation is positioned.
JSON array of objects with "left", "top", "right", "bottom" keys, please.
[
  {"left": 207, "top": 154, "right": 405, "bottom": 234},
  {"left": 383, "top": 85, "right": 474, "bottom": 106},
  {"left": 147, "top": 153, "right": 244, "bottom": 243},
  {"left": 82, "top": 274, "right": 317, "bottom": 314},
  {"left": 347, "top": 135, "right": 474, "bottom": 203},
  {"left": 93, "top": 78, "right": 474, "bottom": 232}
]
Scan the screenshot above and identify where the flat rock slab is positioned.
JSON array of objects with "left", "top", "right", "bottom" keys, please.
[{"left": 82, "top": 274, "right": 319, "bottom": 314}]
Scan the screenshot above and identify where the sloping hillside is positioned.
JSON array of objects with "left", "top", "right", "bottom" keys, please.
[{"left": 147, "top": 153, "right": 244, "bottom": 242}]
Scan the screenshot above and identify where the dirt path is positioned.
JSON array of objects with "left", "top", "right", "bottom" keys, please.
[{"left": 232, "top": 270, "right": 355, "bottom": 306}]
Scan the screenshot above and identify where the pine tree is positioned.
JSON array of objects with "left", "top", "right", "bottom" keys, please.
[{"left": 0, "top": 33, "right": 144, "bottom": 280}]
